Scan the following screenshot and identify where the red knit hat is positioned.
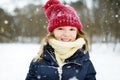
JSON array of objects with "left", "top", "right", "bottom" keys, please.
[{"left": 43, "top": 0, "right": 83, "bottom": 32}]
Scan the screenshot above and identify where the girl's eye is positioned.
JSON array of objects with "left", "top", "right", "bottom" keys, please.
[
  {"left": 70, "top": 28, "right": 76, "bottom": 31},
  {"left": 57, "top": 28, "right": 63, "bottom": 30}
]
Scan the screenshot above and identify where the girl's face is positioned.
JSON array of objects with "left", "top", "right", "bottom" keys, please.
[{"left": 53, "top": 26, "right": 78, "bottom": 42}]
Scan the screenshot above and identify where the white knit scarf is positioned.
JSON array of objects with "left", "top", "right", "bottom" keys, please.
[{"left": 48, "top": 38, "right": 85, "bottom": 66}]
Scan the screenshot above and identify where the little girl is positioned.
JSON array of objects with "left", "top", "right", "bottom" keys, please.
[{"left": 26, "top": 0, "right": 96, "bottom": 80}]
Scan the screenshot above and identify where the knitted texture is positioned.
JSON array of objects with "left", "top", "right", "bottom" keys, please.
[
  {"left": 48, "top": 38, "right": 85, "bottom": 66},
  {"left": 43, "top": 0, "right": 83, "bottom": 32}
]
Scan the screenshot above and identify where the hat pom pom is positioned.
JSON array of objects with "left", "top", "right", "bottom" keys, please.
[{"left": 43, "top": 0, "right": 61, "bottom": 11}]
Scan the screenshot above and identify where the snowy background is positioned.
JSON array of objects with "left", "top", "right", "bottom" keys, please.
[
  {"left": 0, "top": 43, "right": 120, "bottom": 80},
  {"left": 0, "top": 0, "right": 120, "bottom": 80}
]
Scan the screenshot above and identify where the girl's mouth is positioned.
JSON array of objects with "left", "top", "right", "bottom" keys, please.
[{"left": 61, "top": 38, "right": 71, "bottom": 42}]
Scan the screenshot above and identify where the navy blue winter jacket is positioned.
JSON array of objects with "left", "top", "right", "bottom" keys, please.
[{"left": 26, "top": 44, "right": 96, "bottom": 80}]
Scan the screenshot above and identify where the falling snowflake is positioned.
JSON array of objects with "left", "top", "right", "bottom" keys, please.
[
  {"left": 37, "top": 75, "right": 41, "bottom": 79},
  {"left": 1, "top": 27, "right": 4, "bottom": 33},
  {"left": 118, "top": 20, "right": 120, "bottom": 23},
  {"left": 4, "top": 20, "right": 9, "bottom": 24},
  {"left": 66, "top": 66, "right": 71, "bottom": 68},
  {"left": 43, "top": 75, "right": 47, "bottom": 78},
  {"left": 69, "top": 76, "right": 78, "bottom": 80},
  {"left": 115, "top": 15, "right": 119, "bottom": 18},
  {"left": 36, "top": 8, "right": 39, "bottom": 12},
  {"left": 116, "top": 3, "right": 119, "bottom": 6},
  {"left": 75, "top": 69, "right": 79, "bottom": 73},
  {"left": 105, "top": 20, "right": 108, "bottom": 23},
  {"left": 30, "top": 19, "right": 33, "bottom": 21}
]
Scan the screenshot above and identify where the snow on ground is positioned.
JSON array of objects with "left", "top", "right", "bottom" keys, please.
[
  {"left": 0, "top": 43, "right": 39, "bottom": 80},
  {"left": 90, "top": 43, "right": 120, "bottom": 80},
  {"left": 0, "top": 43, "right": 120, "bottom": 80}
]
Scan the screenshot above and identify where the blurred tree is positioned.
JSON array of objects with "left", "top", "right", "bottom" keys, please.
[
  {"left": 14, "top": 4, "right": 47, "bottom": 42},
  {"left": 0, "top": 8, "right": 15, "bottom": 42},
  {"left": 96, "top": 0, "right": 120, "bottom": 43},
  {"left": 70, "top": 0, "right": 120, "bottom": 44}
]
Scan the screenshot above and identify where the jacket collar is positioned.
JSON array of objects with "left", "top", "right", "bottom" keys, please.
[{"left": 42, "top": 44, "right": 90, "bottom": 67}]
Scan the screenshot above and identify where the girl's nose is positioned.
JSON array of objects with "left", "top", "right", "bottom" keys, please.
[{"left": 63, "top": 30, "right": 69, "bottom": 37}]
